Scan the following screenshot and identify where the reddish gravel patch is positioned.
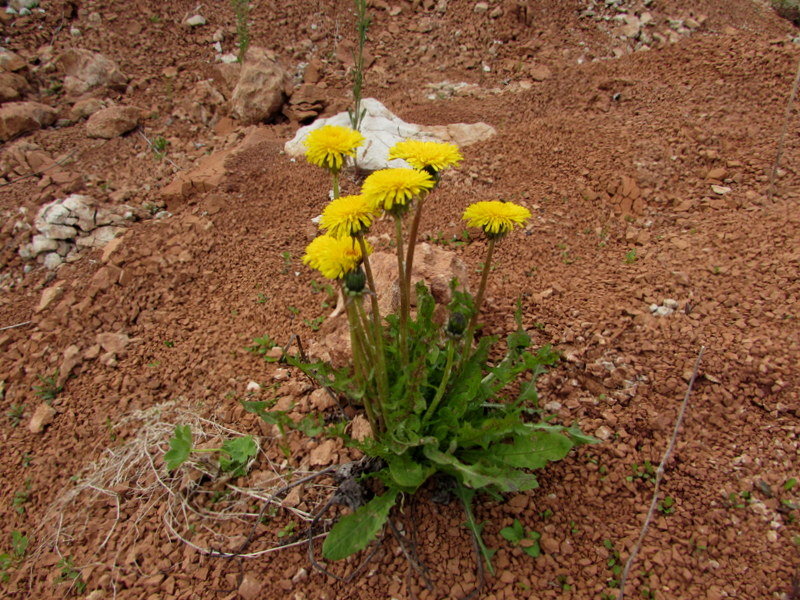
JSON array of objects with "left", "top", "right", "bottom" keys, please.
[{"left": 0, "top": 1, "right": 799, "bottom": 599}]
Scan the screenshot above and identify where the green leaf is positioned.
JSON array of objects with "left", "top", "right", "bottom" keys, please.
[
  {"left": 10, "top": 531, "right": 27, "bottom": 559},
  {"left": 499, "top": 519, "right": 524, "bottom": 544},
  {"left": 784, "top": 477, "right": 797, "bottom": 492},
  {"left": 164, "top": 425, "right": 192, "bottom": 471},
  {"left": 481, "top": 430, "right": 575, "bottom": 470},
  {"left": 322, "top": 489, "right": 399, "bottom": 561},
  {"left": 452, "top": 483, "right": 496, "bottom": 575},
  {"left": 521, "top": 531, "right": 541, "bottom": 557},
  {"left": 386, "top": 453, "right": 432, "bottom": 491},
  {"left": 423, "top": 445, "right": 537, "bottom": 492},
  {"left": 219, "top": 436, "right": 258, "bottom": 477}
]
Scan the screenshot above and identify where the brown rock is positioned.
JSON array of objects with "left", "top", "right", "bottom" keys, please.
[
  {"left": 0, "top": 72, "right": 29, "bottom": 103},
  {"left": 0, "top": 102, "right": 57, "bottom": 141},
  {"left": 29, "top": 403, "right": 56, "bottom": 434},
  {"left": 309, "top": 439, "right": 337, "bottom": 466},
  {"left": 58, "top": 345, "right": 82, "bottom": 385},
  {"left": 160, "top": 149, "right": 232, "bottom": 201},
  {"left": 96, "top": 332, "right": 130, "bottom": 355},
  {"left": 529, "top": 64, "right": 552, "bottom": 81},
  {"left": 69, "top": 98, "right": 105, "bottom": 120},
  {"left": 229, "top": 47, "right": 288, "bottom": 125},
  {"left": 85, "top": 106, "right": 140, "bottom": 139},
  {"left": 350, "top": 414, "right": 373, "bottom": 441},
  {"left": 36, "top": 283, "right": 64, "bottom": 312},
  {"left": 57, "top": 49, "right": 128, "bottom": 96},
  {"left": 238, "top": 573, "right": 262, "bottom": 600},
  {"left": 309, "top": 388, "right": 337, "bottom": 411},
  {"left": 0, "top": 49, "right": 26, "bottom": 72}
]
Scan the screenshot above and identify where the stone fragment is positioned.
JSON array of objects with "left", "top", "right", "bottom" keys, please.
[
  {"left": 69, "top": 98, "right": 105, "bottom": 120},
  {"left": 38, "top": 224, "right": 77, "bottom": 240},
  {"left": 57, "top": 49, "right": 128, "bottom": 96},
  {"left": 100, "top": 236, "right": 124, "bottom": 262},
  {"left": 309, "top": 388, "right": 336, "bottom": 411},
  {"left": 75, "top": 226, "right": 124, "bottom": 248},
  {"left": 711, "top": 185, "right": 731, "bottom": 195},
  {"left": 0, "top": 48, "right": 26, "bottom": 72},
  {"left": 30, "top": 234, "right": 59, "bottom": 256},
  {"left": 184, "top": 14, "right": 206, "bottom": 27},
  {"left": 96, "top": 332, "right": 130, "bottom": 355},
  {"left": 350, "top": 414, "right": 373, "bottom": 441},
  {"left": 594, "top": 425, "right": 613, "bottom": 441},
  {"left": 85, "top": 106, "right": 140, "bottom": 138},
  {"left": 0, "top": 101, "right": 57, "bottom": 141},
  {"left": 0, "top": 72, "right": 29, "bottom": 102},
  {"left": 42, "top": 252, "right": 63, "bottom": 269},
  {"left": 473, "top": 2, "right": 489, "bottom": 13},
  {"left": 36, "top": 283, "right": 63, "bottom": 312},
  {"left": 229, "top": 47, "right": 288, "bottom": 125},
  {"left": 58, "top": 345, "right": 82, "bottom": 385},
  {"left": 29, "top": 403, "right": 56, "bottom": 434},
  {"left": 528, "top": 64, "right": 552, "bottom": 81},
  {"left": 285, "top": 98, "right": 496, "bottom": 171},
  {"left": 309, "top": 439, "right": 337, "bottom": 466},
  {"left": 238, "top": 573, "right": 262, "bottom": 600}
]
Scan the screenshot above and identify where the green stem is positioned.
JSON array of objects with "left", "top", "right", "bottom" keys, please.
[
  {"left": 331, "top": 170, "right": 340, "bottom": 199},
  {"left": 468, "top": 236, "right": 496, "bottom": 333},
  {"left": 422, "top": 340, "right": 455, "bottom": 425},
  {"left": 344, "top": 294, "right": 379, "bottom": 433},
  {"left": 356, "top": 234, "right": 389, "bottom": 422},
  {"left": 394, "top": 217, "right": 409, "bottom": 363},
  {"left": 404, "top": 194, "right": 426, "bottom": 293}
]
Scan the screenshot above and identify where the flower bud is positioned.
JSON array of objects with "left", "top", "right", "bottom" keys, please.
[
  {"left": 343, "top": 266, "right": 366, "bottom": 294},
  {"left": 446, "top": 311, "right": 467, "bottom": 337}
]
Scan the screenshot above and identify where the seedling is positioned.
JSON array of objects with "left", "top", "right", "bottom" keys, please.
[
  {"left": 726, "top": 490, "right": 752, "bottom": 509},
  {"left": 277, "top": 521, "right": 297, "bottom": 539},
  {"left": 12, "top": 481, "right": 31, "bottom": 515},
  {"left": 499, "top": 518, "right": 541, "bottom": 557},
  {"left": 627, "top": 461, "right": 655, "bottom": 483},
  {"left": 247, "top": 335, "right": 281, "bottom": 362},
  {"left": 288, "top": 305, "right": 300, "bottom": 316},
  {"left": 6, "top": 404, "right": 24, "bottom": 427},
  {"left": 152, "top": 136, "right": 169, "bottom": 159},
  {"left": 303, "top": 316, "right": 326, "bottom": 331},
  {"left": 163, "top": 340, "right": 175, "bottom": 348},
  {"left": 624, "top": 249, "right": 638, "bottom": 264},
  {"left": 256, "top": 293, "right": 269, "bottom": 304},
  {"left": 348, "top": 0, "right": 371, "bottom": 132},
  {"left": 33, "top": 371, "right": 62, "bottom": 401},
  {"left": 20, "top": 454, "right": 32, "bottom": 468},
  {"left": 164, "top": 425, "right": 258, "bottom": 477},
  {"left": 280, "top": 251, "right": 293, "bottom": 274},
  {"left": 658, "top": 496, "right": 676, "bottom": 515},
  {"left": 0, "top": 531, "right": 28, "bottom": 583},
  {"left": 604, "top": 539, "right": 623, "bottom": 588},
  {"left": 55, "top": 556, "right": 86, "bottom": 594},
  {"left": 784, "top": 477, "right": 797, "bottom": 492}
]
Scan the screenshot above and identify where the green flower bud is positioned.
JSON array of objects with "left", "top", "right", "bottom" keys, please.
[
  {"left": 343, "top": 266, "right": 366, "bottom": 294},
  {"left": 446, "top": 311, "right": 467, "bottom": 337}
]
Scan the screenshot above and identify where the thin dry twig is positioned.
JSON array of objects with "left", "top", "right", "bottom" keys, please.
[
  {"left": 768, "top": 52, "right": 800, "bottom": 200},
  {"left": 0, "top": 321, "right": 32, "bottom": 332},
  {"left": 616, "top": 346, "right": 705, "bottom": 600}
]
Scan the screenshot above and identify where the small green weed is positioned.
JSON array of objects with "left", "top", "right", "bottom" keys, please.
[
  {"left": 627, "top": 461, "right": 655, "bottom": 483},
  {"left": 281, "top": 251, "right": 293, "bottom": 274},
  {"left": 348, "top": 0, "right": 371, "bottom": 132},
  {"left": 6, "top": 404, "right": 24, "bottom": 427},
  {"left": 231, "top": 0, "right": 251, "bottom": 62},
  {"left": 12, "top": 481, "right": 31, "bottom": 515},
  {"left": 164, "top": 425, "right": 258, "bottom": 477},
  {"left": 500, "top": 518, "right": 541, "bottom": 557},
  {"left": 246, "top": 335, "right": 281, "bottom": 362},
  {"left": 0, "top": 531, "right": 28, "bottom": 583},
  {"left": 33, "top": 371, "right": 62, "bottom": 401},
  {"left": 604, "top": 539, "right": 623, "bottom": 588},
  {"left": 726, "top": 490, "right": 752, "bottom": 509},
  {"left": 277, "top": 521, "right": 297, "bottom": 539},
  {"left": 303, "top": 316, "right": 326, "bottom": 331},
  {"left": 152, "top": 136, "right": 169, "bottom": 159},
  {"left": 658, "top": 496, "right": 675, "bottom": 515},
  {"left": 256, "top": 293, "right": 269, "bottom": 304},
  {"left": 624, "top": 249, "right": 638, "bottom": 264},
  {"left": 55, "top": 555, "right": 86, "bottom": 594},
  {"left": 784, "top": 477, "right": 797, "bottom": 492}
]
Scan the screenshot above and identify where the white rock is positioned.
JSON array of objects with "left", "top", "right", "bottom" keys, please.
[
  {"left": 473, "top": 2, "right": 489, "bottom": 13},
  {"left": 654, "top": 305, "right": 674, "bottom": 317},
  {"left": 594, "top": 425, "right": 613, "bottom": 441},
  {"left": 663, "top": 298, "right": 679, "bottom": 309},
  {"left": 711, "top": 185, "right": 731, "bottom": 195},
  {"left": 36, "top": 200, "right": 72, "bottom": 228},
  {"left": 246, "top": 381, "right": 262, "bottom": 392},
  {"left": 42, "top": 252, "right": 63, "bottom": 269},
  {"left": 284, "top": 98, "right": 496, "bottom": 172},
  {"left": 38, "top": 223, "right": 77, "bottom": 240},
  {"left": 75, "top": 226, "right": 124, "bottom": 248},
  {"left": 30, "top": 234, "right": 59, "bottom": 255},
  {"left": 185, "top": 14, "right": 206, "bottom": 27}
]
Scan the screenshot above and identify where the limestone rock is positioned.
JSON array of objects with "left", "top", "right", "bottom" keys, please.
[
  {"left": 35, "top": 283, "right": 63, "bottom": 312},
  {"left": 75, "top": 225, "right": 124, "bottom": 248},
  {"left": 29, "top": 403, "right": 56, "bottom": 434},
  {"left": 57, "top": 49, "right": 129, "bottom": 96},
  {"left": 85, "top": 106, "right": 140, "bottom": 138},
  {"left": 0, "top": 101, "right": 57, "bottom": 141},
  {"left": 229, "top": 47, "right": 288, "bottom": 125},
  {"left": 285, "top": 98, "right": 496, "bottom": 172},
  {"left": 96, "top": 332, "right": 130, "bottom": 355}
]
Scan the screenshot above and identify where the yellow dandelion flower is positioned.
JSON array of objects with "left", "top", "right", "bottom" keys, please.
[
  {"left": 462, "top": 200, "right": 531, "bottom": 238},
  {"left": 303, "top": 125, "right": 365, "bottom": 172},
  {"left": 319, "top": 195, "right": 378, "bottom": 238},
  {"left": 361, "top": 168, "right": 435, "bottom": 213},
  {"left": 302, "top": 235, "right": 372, "bottom": 280},
  {"left": 388, "top": 140, "right": 463, "bottom": 172}
]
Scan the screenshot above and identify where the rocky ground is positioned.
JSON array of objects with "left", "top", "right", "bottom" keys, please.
[{"left": 0, "top": 0, "right": 799, "bottom": 599}]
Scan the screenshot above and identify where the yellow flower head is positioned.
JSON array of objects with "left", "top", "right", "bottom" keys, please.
[
  {"left": 361, "top": 168, "right": 435, "bottom": 214},
  {"left": 319, "top": 195, "right": 378, "bottom": 238},
  {"left": 388, "top": 140, "right": 463, "bottom": 172},
  {"left": 462, "top": 200, "right": 531, "bottom": 238},
  {"left": 303, "top": 125, "right": 365, "bottom": 172},
  {"left": 302, "top": 235, "right": 372, "bottom": 280}
]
